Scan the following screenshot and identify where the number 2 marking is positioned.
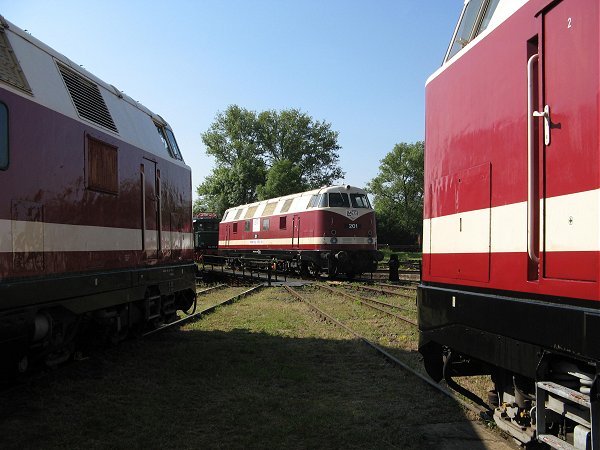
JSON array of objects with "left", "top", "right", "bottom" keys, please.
[{"left": 568, "top": 17, "right": 572, "bottom": 28}]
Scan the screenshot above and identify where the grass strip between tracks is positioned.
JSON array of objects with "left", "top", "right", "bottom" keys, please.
[{"left": 285, "top": 285, "right": 486, "bottom": 417}]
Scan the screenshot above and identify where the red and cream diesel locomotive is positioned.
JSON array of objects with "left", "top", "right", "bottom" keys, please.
[
  {"left": 0, "top": 17, "right": 196, "bottom": 374},
  {"left": 218, "top": 185, "right": 382, "bottom": 277},
  {"left": 419, "top": 0, "right": 600, "bottom": 447}
]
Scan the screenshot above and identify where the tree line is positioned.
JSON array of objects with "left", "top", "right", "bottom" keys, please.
[{"left": 194, "top": 104, "right": 423, "bottom": 245}]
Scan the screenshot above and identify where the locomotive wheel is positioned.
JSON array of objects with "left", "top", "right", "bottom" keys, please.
[
  {"left": 300, "top": 262, "right": 310, "bottom": 277},
  {"left": 308, "top": 262, "right": 320, "bottom": 279}
]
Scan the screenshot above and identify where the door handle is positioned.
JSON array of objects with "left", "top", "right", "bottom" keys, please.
[{"left": 533, "top": 104, "right": 551, "bottom": 146}]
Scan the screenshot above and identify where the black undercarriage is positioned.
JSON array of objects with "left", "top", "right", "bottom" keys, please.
[
  {"left": 220, "top": 248, "right": 382, "bottom": 278},
  {"left": 0, "top": 263, "right": 197, "bottom": 378},
  {"left": 418, "top": 283, "right": 600, "bottom": 447}
]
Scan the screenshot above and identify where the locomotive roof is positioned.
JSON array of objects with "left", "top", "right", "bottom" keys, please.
[
  {"left": 0, "top": 16, "right": 188, "bottom": 167},
  {"left": 221, "top": 185, "right": 371, "bottom": 222}
]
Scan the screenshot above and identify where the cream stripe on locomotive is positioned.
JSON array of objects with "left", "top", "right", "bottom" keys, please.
[
  {"left": 0, "top": 219, "right": 193, "bottom": 253},
  {"left": 219, "top": 236, "right": 376, "bottom": 247},
  {"left": 423, "top": 188, "right": 600, "bottom": 254}
]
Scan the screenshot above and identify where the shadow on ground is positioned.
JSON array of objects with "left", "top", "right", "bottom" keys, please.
[{"left": 0, "top": 327, "right": 512, "bottom": 449}]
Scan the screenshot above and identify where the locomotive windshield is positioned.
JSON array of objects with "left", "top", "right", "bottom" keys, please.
[
  {"left": 350, "top": 193, "right": 372, "bottom": 208},
  {"left": 308, "top": 192, "right": 371, "bottom": 208},
  {"left": 328, "top": 193, "right": 350, "bottom": 208}
]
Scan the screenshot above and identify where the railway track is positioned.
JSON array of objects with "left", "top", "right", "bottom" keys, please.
[
  {"left": 143, "top": 284, "right": 262, "bottom": 337},
  {"left": 341, "top": 282, "right": 417, "bottom": 297},
  {"left": 285, "top": 284, "right": 489, "bottom": 418},
  {"left": 319, "top": 284, "right": 417, "bottom": 326},
  {"left": 1, "top": 284, "right": 262, "bottom": 392}
]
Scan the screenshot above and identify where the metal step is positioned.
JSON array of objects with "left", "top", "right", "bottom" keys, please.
[
  {"left": 537, "top": 381, "right": 591, "bottom": 408},
  {"left": 538, "top": 434, "right": 576, "bottom": 450}
]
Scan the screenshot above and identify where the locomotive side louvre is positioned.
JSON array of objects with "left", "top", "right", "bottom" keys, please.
[
  {"left": 420, "top": 0, "right": 600, "bottom": 447},
  {"left": 219, "top": 185, "right": 382, "bottom": 276},
  {"left": 0, "top": 17, "right": 196, "bottom": 372}
]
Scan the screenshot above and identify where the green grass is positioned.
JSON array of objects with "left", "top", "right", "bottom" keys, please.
[{"left": 0, "top": 288, "right": 492, "bottom": 449}]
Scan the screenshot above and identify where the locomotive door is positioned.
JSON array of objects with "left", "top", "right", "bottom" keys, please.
[
  {"left": 539, "top": 0, "right": 599, "bottom": 281},
  {"left": 292, "top": 215, "right": 300, "bottom": 249},
  {"left": 141, "top": 159, "right": 161, "bottom": 260}
]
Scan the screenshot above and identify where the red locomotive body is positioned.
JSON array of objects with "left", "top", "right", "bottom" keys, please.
[
  {"left": 0, "top": 17, "right": 196, "bottom": 373},
  {"left": 419, "top": 0, "right": 600, "bottom": 446},
  {"left": 219, "top": 185, "right": 382, "bottom": 277}
]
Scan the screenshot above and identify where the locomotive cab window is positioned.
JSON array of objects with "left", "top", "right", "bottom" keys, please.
[
  {"left": 328, "top": 193, "right": 350, "bottom": 208},
  {"left": 444, "top": 0, "right": 500, "bottom": 62},
  {"left": 233, "top": 222, "right": 238, "bottom": 233},
  {"left": 350, "top": 193, "right": 371, "bottom": 208},
  {"left": 155, "top": 124, "right": 183, "bottom": 161},
  {"left": 318, "top": 194, "right": 327, "bottom": 207},
  {"left": 0, "top": 102, "right": 7, "bottom": 170},
  {"left": 279, "top": 216, "right": 286, "bottom": 230},
  {"left": 165, "top": 128, "right": 183, "bottom": 161}
]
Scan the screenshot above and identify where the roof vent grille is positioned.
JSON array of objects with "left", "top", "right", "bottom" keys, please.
[{"left": 58, "top": 64, "right": 118, "bottom": 133}]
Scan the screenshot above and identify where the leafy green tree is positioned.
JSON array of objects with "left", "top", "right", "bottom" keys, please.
[
  {"left": 256, "top": 159, "right": 303, "bottom": 200},
  {"left": 197, "top": 105, "right": 344, "bottom": 215},
  {"left": 257, "top": 109, "right": 343, "bottom": 190},
  {"left": 367, "top": 141, "right": 424, "bottom": 245}
]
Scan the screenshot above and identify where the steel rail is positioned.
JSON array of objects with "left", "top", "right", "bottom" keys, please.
[
  {"left": 375, "top": 280, "right": 419, "bottom": 289},
  {"left": 143, "top": 285, "right": 263, "bottom": 337},
  {"left": 319, "top": 284, "right": 417, "bottom": 326},
  {"left": 353, "top": 283, "right": 417, "bottom": 296},
  {"left": 284, "top": 285, "right": 487, "bottom": 417},
  {"left": 196, "top": 284, "right": 227, "bottom": 295}
]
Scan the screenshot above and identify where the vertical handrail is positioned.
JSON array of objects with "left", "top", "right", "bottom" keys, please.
[
  {"left": 527, "top": 53, "right": 539, "bottom": 264},
  {"left": 141, "top": 168, "right": 146, "bottom": 251}
]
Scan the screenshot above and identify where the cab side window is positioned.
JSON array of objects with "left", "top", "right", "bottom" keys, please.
[
  {"left": 445, "top": 0, "right": 500, "bottom": 62},
  {"left": 155, "top": 123, "right": 184, "bottom": 161},
  {"left": 0, "top": 102, "right": 7, "bottom": 170}
]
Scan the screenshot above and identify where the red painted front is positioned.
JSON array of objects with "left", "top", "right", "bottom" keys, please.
[
  {"left": 423, "top": 0, "right": 600, "bottom": 301},
  {"left": 0, "top": 87, "right": 193, "bottom": 281}
]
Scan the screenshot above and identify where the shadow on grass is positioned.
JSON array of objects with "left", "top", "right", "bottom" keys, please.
[{"left": 0, "top": 328, "right": 506, "bottom": 450}]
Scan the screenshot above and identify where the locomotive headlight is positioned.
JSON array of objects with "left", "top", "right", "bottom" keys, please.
[
  {"left": 367, "top": 237, "right": 373, "bottom": 244},
  {"left": 331, "top": 237, "right": 338, "bottom": 244},
  {"left": 367, "top": 230, "right": 373, "bottom": 236},
  {"left": 331, "top": 229, "right": 337, "bottom": 236}
]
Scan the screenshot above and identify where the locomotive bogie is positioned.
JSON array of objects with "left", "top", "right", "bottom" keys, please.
[{"left": 0, "top": 17, "right": 196, "bottom": 375}]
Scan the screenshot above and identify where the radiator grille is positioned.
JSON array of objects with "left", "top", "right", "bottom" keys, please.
[{"left": 58, "top": 64, "right": 118, "bottom": 133}]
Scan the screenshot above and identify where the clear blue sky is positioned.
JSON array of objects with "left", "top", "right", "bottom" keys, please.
[{"left": 1, "top": 1, "right": 462, "bottom": 197}]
